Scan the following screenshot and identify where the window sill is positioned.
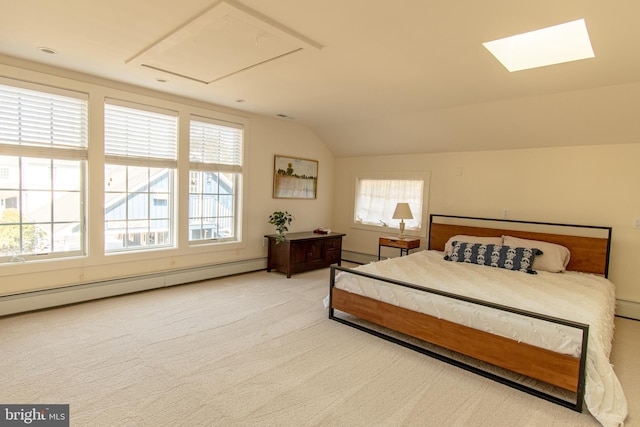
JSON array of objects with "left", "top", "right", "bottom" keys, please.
[{"left": 350, "top": 222, "right": 425, "bottom": 238}]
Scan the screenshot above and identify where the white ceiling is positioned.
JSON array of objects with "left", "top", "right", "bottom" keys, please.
[{"left": 2, "top": 0, "right": 640, "bottom": 157}]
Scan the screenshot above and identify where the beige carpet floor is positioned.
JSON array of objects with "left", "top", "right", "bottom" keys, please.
[{"left": 0, "top": 266, "right": 637, "bottom": 426}]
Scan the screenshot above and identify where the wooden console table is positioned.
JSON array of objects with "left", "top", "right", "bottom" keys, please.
[
  {"left": 378, "top": 236, "right": 421, "bottom": 260},
  {"left": 265, "top": 231, "right": 346, "bottom": 278}
]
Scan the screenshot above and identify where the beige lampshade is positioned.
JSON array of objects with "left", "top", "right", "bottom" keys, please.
[{"left": 392, "top": 203, "right": 413, "bottom": 220}]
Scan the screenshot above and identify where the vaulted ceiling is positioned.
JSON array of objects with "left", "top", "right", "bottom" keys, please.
[{"left": 2, "top": 0, "right": 640, "bottom": 157}]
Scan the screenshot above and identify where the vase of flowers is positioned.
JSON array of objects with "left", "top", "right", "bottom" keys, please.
[{"left": 268, "top": 211, "right": 293, "bottom": 243}]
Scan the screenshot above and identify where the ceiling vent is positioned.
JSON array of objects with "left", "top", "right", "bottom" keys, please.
[{"left": 126, "top": 0, "right": 322, "bottom": 84}]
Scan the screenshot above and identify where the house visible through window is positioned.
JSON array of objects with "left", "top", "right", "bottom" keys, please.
[
  {"left": 188, "top": 116, "right": 243, "bottom": 243},
  {"left": 104, "top": 100, "right": 177, "bottom": 251},
  {"left": 0, "top": 81, "right": 87, "bottom": 261},
  {"left": 352, "top": 172, "right": 430, "bottom": 236}
]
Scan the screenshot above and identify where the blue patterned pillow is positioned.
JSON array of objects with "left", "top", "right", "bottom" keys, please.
[{"left": 444, "top": 241, "right": 542, "bottom": 274}]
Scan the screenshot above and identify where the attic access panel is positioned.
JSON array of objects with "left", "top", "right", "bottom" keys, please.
[{"left": 127, "top": 0, "right": 322, "bottom": 84}]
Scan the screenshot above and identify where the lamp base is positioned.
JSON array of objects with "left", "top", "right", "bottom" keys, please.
[{"left": 398, "top": 220, "right": 406, "bottom": 239}]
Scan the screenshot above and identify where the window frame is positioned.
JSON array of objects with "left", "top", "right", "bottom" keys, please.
[
  {"left": 188, "top": 115, "right": 244, "bottom": 246},
  {"left": 103, "top": 99, "right": 178, "bottom": 253},
  {"left": 0, "top": 79, "right": 88, "bottom": 263},
  {"left": 350, "top": 170, "right": 431, "bottom": 237},
  {"left": 0, "top": 64, "right": 253, "bottom": 282}
]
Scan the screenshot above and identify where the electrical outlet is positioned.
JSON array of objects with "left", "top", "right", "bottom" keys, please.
[
  {"left": 503, "top": 209, "right": 509, "bottom": 219},
  {"left": 634, "top": 218, "right": 640, "bottom": 229}
]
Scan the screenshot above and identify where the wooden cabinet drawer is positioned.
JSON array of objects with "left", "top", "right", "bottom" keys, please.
[
  {"left": 324, "top": 238, "right": 342, "bottom": 250},
  {"left": 325, "top": 248, "right": 341, "bottom": 263}
]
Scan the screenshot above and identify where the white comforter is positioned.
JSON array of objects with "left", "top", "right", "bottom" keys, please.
[{"left": 332, "top": 250, "right": 627, "bottom": 427}]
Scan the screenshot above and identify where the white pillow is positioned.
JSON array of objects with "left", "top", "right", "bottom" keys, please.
[
  {"left": 502, "top": 235, "right": 570, "bottom": 273},
  {"left": 444, "top": 235, "right": 503, "bottom": 256}
]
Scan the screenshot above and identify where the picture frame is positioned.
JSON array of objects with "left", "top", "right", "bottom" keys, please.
[{"left": 273, "top": 155, "right": 318, "bottom": 199}]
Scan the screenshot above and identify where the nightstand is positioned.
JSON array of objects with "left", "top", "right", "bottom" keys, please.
[{"left": 378, "top": 236, "right": 421, "bottom": 260}]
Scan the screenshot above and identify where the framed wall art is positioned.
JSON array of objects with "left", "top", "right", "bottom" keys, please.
[{"left": 273, "top": 155, "right": 318, "bottom": 199}]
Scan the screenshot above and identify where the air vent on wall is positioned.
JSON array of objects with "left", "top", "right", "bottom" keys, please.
[{"left": 126, "top": 0, "right": 322, "bottom": 84}]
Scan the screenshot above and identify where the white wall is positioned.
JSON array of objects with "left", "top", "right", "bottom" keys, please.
[
  {"left": 0, "top": 59, "right": 335, "bottom": 297},
  {"left": 3, "top": 55, "right": 638, "bottom": 319},
  {"left": 249, "top": 115, "right": 335, "bottom": 235},
  {"left": 332, "top": 144, "right": 640, "bottom": 310}
]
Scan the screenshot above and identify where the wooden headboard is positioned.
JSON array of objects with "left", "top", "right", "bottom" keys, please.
[{"left": 428, "top": 215, "right": 612, "bottom": 277}]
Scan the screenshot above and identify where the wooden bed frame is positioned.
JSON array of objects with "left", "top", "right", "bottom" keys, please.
[{"left": 329, "top": 214, "right": 613, "bottom": 412}]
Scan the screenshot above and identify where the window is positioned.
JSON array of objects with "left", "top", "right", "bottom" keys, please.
[
  {"left": 104, "top": 100, "right": 177, "bottom": 251},
  {"left": 0, "top": 81, "right": 87, "bottom": 262},
  {"left": 352, "top": 172, "right": 430, "bottom": 236},
  {"left": 188, "top": 116, "right": 243, "bottom": 243}
]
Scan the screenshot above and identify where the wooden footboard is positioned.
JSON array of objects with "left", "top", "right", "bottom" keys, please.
[
  {"left": 329, "top": 266, "right": 589, "bottom": 412},
  {"left": 331, "top": 287, "right": 581, "bottom": 391}
]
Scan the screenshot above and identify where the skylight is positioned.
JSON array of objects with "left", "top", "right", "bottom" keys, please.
[{"left": 483, "top": 19, "right": 595, "bottom": 72}]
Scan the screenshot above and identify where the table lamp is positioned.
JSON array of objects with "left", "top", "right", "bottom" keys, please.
[{"left": 392, "top": 202, "right": 413, "bottom": 239}]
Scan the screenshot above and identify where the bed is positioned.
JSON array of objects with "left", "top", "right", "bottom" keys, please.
[{"left": 327, "top": 214, "right": 627, "bottom": 427}]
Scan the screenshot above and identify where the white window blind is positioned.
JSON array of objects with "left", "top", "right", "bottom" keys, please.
[
  {"left": 355, "top": 178, "right": 424, "bottom": 229},
  {"left": 351, "top": 171, "right": 431, "bottom": 237},
  {"left": 0, "top": 83, "right": 88, "bottom": 155},
  {"left": 189, "top": 116, "right": 243, "bottom": 172},
  {"left": 105, "top": 101, "right": 177, "bottom": 168}
]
